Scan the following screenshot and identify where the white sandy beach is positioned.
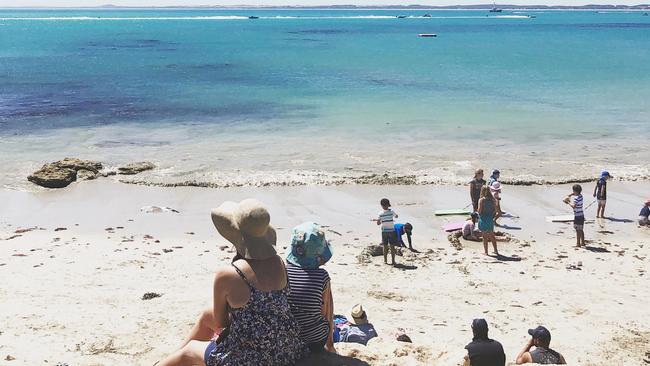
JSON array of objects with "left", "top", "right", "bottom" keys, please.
[{"left": 1, "top": 180, "right": 649, "bottom": 365}]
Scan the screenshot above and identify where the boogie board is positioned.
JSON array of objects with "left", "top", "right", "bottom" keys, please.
[
  {"left": 434, "top": 209, "right": 472, "bottom": 216},
  {"left": 442, "top": 221, "right": 465, "bottom": 232},
  {"left": 546, "top": 215, "right": 593, "bottom": 223},
  {"left": 545, "top": 215, "right": 574, "bottom": 222}
]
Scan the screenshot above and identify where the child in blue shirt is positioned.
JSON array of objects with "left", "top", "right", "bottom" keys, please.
[
  {"left": 394, "top": 222, "right": 414, "bottom": 250},
  {"left": 639, "top": 200, "right": 650, "bottom": 226}
]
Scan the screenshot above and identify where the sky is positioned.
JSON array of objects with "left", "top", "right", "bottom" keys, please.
[{"left": 1, "top": 0, "right": 646, "bottom": 7}]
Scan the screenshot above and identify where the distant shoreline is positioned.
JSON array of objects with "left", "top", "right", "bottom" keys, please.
[{"left": 2, "top": 4, "right": 649, "bottom": 10}]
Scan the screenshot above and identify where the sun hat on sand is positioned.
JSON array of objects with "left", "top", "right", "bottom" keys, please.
[
  {"left": 351, "top": 304, "right": 368, "bottom": 325},
  {"left": 211, "top": 199, "right": 277, "bottom": 260}
]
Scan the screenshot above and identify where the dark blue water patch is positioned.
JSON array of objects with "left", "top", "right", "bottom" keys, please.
[
  {"left": 80, "top": 39, "right": 178, "bottom": 51},
  {"left": 288, "top": 29, "right": 351, "bottom": 35},
  {"left": 93, "top": 139, "right": 172, "bottom": 148},
  {"left": 283, "top": 37, "right": 325, "bottom": 42},
  {"left": 0, "top": 90, "right": 317, "bottom": 134}
]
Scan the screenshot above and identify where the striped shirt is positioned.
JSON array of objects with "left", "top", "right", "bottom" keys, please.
[
  {"left": 286, "top": 263, "right": 330, "bottom": 344},
  {"left": 572, "top": 194, "right": 584, "bottom": 217},
  {"left": 378, "top": 209, "right": 398, "bottom": 232}
]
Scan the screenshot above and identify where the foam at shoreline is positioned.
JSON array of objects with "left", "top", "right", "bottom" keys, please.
[{"left": 117, "top": 169, "right": 649, "bottom": 189}]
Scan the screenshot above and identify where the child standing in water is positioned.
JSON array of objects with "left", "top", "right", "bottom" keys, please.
[
  {"left": 593, "top": 171, "right": 611, "bottom": 218},
  {"left": 564, "top": 184, "right": 585, "bottom": 247},
  {"left": 376, "top": 198, "right": 399, "bottom": 265}
]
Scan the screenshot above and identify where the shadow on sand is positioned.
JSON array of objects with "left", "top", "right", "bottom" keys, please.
[
  {"left": 492, "top": 254, "right": 522, "bottom": 262},
  {"left": 297, "top": 352, "right": 371, "bottom": 366},
  {"left": 584, "top": 246, "right": 611, "bottom": 253},
  {"left": 498, "top": 224, "right": 522, "bottom": 230},
  {"left": 604, "top": 217, "right": 634, "bottom": 223},
  {"left": 393, "top": 263, "right": 418, "bottom": 270}
]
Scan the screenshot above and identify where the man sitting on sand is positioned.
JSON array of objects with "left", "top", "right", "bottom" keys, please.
[
  {"left": 394, "top": 222, "right": 414, "bottom": 250},
  {"left": 639, "top": 199, "right": 650, "bottom": 226},
  {"left": 464, "top": 318, "right": 506, "bottom": 366},
  {"left": 462, "top": 213, "right": 482, "bottom": 242},
  {"left": 516, "top": 326, "right": 566, "bottom": 365}
]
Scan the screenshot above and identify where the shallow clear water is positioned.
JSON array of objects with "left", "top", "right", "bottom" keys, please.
[{"left": 1, "top": 9, "right": 649, "bottom": 188}]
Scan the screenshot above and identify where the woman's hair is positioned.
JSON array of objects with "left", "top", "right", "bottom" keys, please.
[
  {"left": 474, "top": 169, "right": 483, "bottom": 178},
  {"left": 480, "top": 186, "right": 493, "bottom": 200}
]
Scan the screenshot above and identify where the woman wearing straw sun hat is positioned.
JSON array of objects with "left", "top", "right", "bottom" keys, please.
[
  {"left": 158, "top": 199, "right": 307, "bottom": 366},
  {"left": 285, "top": 222, "right": 337, "bottom": 354}
]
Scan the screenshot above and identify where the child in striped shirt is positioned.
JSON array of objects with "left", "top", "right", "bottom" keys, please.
[
  {"left": 376, "top": 198, "right": 399, "bottom": 265},
  {"left": 564, "top": 184, "right": 585, "bottom": 247}
]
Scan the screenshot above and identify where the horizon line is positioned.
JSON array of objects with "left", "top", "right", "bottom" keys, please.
[{"left": 2, "top": 3, "right": 650, "bottom": 9}]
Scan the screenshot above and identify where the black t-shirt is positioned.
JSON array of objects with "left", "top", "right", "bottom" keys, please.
[{"left": 465, "top": 338, "right": 506, "bottom": 366}]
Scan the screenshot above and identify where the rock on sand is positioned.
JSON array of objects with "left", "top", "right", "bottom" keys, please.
[
  {"left": 28, "top": 158, "right": 103, "bottom": 188},
  {"left": 117, "top": 162, "right": 155, "bottom": 175}
]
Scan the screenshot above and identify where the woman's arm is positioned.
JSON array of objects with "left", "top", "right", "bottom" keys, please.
[
  {"left": 322, "top": 281, "right": 336, "bottom": 353},
  {"left": 478, "top": 198, "right": 484, "bottom": 215},
  {"left": 212, "top": 267, "right": 232, "bottom": 329}
]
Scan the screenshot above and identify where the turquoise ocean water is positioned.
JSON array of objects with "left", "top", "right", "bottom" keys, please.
[{"left": 1, "top": 9, "right": 649, "bottom": 188}]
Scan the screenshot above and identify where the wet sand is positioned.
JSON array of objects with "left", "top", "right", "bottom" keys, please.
[{"left": 1, "top": 180, "right": 649, "bottom": 365}]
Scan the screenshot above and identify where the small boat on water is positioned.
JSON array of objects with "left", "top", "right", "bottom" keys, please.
[
  {"left": 643, "top": 12, "right": 649, "bottom": 16},
  {"left": 423, "top": 13, "right": 432, "bottom": 18},
  {"left": 418, "top": 33, "right": 437, "bottom": 37},
  {"left": 248, "top": 16, "right": 259, "bottom": 19},
  {"left": 397, "top": 15, "right": 408, "bottom": 19},
  {"left": 489, "top": 2, "right": 502, "bottom": 12}
]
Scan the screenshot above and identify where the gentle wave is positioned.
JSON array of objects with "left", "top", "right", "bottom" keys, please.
[{"left": 0, "top": 15, "right": 534, "bottom": 21}]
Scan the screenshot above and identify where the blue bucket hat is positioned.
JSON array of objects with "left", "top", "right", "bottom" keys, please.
[
  {"left": 286, "top": 222, "right": 333, "bottom": 269},
  {"left": 600, "top": 171, "right": 611, "bottom": 178}
]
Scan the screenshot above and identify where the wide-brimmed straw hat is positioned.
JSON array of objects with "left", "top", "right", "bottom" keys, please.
[
  {"left": 211, "top": 199, "right": 277, "bottom": 260},
  {"left": 285, "top": 222, "right": 333, "bottom": 269},
  {"left": 351, "top": 304, "right": 368, "bottom": 325}
]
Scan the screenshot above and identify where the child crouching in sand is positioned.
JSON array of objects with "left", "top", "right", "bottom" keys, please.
[
  {"left": 462, "top": 213, "right": 482, "bottom": 241},
  {"left": 564, "top": 184, "right": 585, "bottom": 247},
  {"left": 639, "top": 200, "right": 650, "bottom": 226}
]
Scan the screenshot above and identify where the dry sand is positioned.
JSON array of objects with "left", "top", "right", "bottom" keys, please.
[{"left": 1, "top": 180, "right": 649, "bottom": 365}]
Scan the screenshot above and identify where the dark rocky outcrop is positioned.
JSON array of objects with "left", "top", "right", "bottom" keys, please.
[
  {"left": 28, "top": 158, "right": 103, "bottom": 188},
  {"left": 28, "top": 158, "right": 154, "bottom": 188},
  {"left": 117, "top": 161, "right": 155, "bottom": 175}
]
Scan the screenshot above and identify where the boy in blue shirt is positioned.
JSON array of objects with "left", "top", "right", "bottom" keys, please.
[{"left": 394, "top": 222, "right": 414, "bottom": 251}]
